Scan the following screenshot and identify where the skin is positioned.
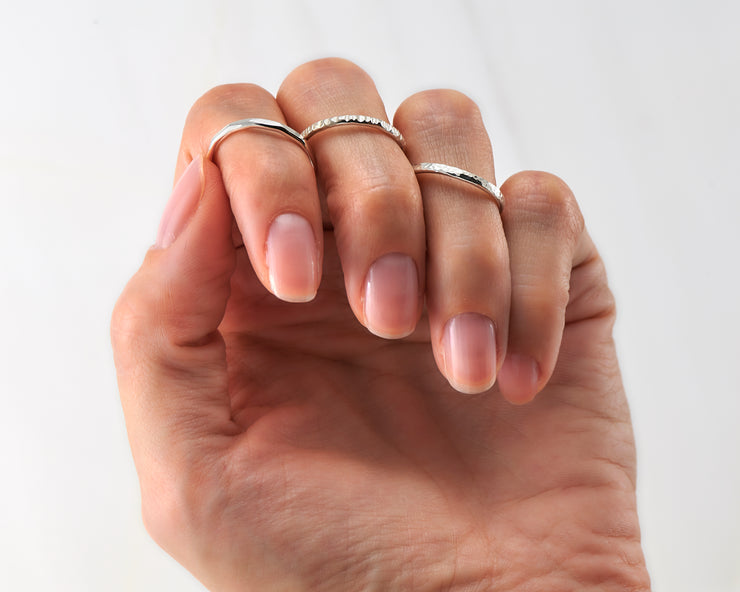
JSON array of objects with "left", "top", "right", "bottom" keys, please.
[{"left": 111, "top": 59, "right": 651, "bottom": 591}]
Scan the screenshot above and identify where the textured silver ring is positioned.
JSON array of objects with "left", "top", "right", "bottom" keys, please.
[
  {"left": 300, "top": 115, "right": 406, "bottom": 149},
  {"left": 413, "top": 162, "right": 504, "bottom": 212},
  {"left": 206, "top": 118, "right": 313, "bottom": 166}
]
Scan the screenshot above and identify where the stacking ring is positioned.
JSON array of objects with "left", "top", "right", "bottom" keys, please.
[
  {"left": 206, "top": 118, "right": 313, "bottom": 166},
  {"left": 300, "top": 115, "right": 406, "bottom": 149},
  {"left": 413, "top": 162, "right": 504, "bottom": 212}
]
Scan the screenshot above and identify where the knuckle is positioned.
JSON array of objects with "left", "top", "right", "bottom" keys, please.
[
  {"left": 279, "top": 58, "right": 375, "bottom": 105},
  {"left": 183, "top": 83, "right": 276, "bottom": 154},
  {"left": 221, "top": 139, "right": 307, "bottom": 192},
  {"left": 291, "top": 57, "right": 368, "bottom": 81},
  {"left": 399, "top": 89, "right": 483, "bottom": 132},
  {"left": 189, "top": 83, "right": 269, "bottom": 121},
  {"left": 504, "top": 171, "right": 584, "bottom": 239},
  {"left": 330, "top": 168, "right": 420, "bottom": 224}
]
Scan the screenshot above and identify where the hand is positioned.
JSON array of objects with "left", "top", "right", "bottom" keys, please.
[{"left": 111, "top": 58, "right": 650, "bottom": 591}]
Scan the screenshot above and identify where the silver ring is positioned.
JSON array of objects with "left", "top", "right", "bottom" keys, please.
[
  {"left": 300, "top": 115, "right": 406, "bottom": 149},
  {"left": 206, "top": 118, "right": 313, "bottom": 166},
  {"left": 413, "top": 162, "right": 504, "bottom": 212}
]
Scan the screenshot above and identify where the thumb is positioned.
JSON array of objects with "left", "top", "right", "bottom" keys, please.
[
  {"left": 111, "top": 156, "right": 237, "bottom": 466},
  {"left": 153, "top": 156, "right": 237, "bottom": 346}
]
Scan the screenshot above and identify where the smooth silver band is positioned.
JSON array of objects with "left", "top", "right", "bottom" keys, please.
[
  {"left": 300, "top": 115, "right": 405, "bottom": 149},
  {"left": 206, "top": 118, "right": 313, "bottom": 166},
  {"left": 413, "top": 162, "right": 504, "bottom": 211}
]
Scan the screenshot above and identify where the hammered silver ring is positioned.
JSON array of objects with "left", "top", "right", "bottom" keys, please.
[
  {"left": 413, "top": 163, "right": 504, "bottom": 212},
  {"left": 300, "top": 115, "right": 405, "bottom": 149}
]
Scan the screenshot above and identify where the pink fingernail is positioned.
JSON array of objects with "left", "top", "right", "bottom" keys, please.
[
  {"left": 266, "top": 213, "right": 319, "bottom": 302},
  {"left": 498, "top": 353, "right": 540, "bottom": 403},
  {"left": 155, "top": 158, "right": 203, "bottom": 248},
  {"left": 363, "top": 253, "right": 419, "bottom": 338},
  {"left": 443, "top": 313, "right": 497, "bottom": 394}
]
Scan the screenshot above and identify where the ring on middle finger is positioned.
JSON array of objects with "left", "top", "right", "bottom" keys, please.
[{"left": 300, "top": 114, "right": 406, "bottom": 150}]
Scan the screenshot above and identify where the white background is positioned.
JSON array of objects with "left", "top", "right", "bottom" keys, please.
[{"left": 1, "top": 0, "right": 738, "bottom": 590}]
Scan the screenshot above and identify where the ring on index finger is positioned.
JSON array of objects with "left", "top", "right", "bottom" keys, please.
[{"left": 207, "top": 118, "right": 314, "bottom": 166}]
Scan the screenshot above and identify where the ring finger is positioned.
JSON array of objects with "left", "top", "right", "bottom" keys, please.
[{"left": 395, "top": 90, "right": 511, "bottom": 394}]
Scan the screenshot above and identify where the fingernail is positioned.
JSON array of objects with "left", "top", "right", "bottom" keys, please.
[
  {"left": 363, "top": 253, "right": 419, "bottom": 338},
  {"left": 442, "top": 313, "right": 497, "bottom": 394},
  {"left": 498, "top": 353, "right": 540, "bottom": 404},
  {"left": 266, "top": 213, "right": 319, "bottom": 302},
  {"left": 155, "top": 157, "right": 203, "bottom": 248}
]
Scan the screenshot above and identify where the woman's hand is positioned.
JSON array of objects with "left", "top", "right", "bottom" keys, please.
[{"left": 111, "top": 58, "right": 650, "bottom": 591}]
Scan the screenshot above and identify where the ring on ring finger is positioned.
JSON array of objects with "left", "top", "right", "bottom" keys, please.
[{"left": 413, "top": 162, "right": 504, "bottom": 211}]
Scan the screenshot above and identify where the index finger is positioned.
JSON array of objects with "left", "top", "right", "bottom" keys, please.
[{"left": 177, "top": 84, "right": 323, "bottom": 303}]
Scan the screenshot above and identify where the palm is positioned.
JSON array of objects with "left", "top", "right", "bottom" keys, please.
[{"left": 203, "top": 234, "right": 642, "bottom": 590}]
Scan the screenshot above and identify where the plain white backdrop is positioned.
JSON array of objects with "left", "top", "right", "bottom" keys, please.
[{"left": 1, "top": 0, "right": 738, "bottom": 590}]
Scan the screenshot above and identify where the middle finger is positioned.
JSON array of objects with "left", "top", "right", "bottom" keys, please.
[{"left": 278, "top": 58, "right": 425, "bottom": 339}]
